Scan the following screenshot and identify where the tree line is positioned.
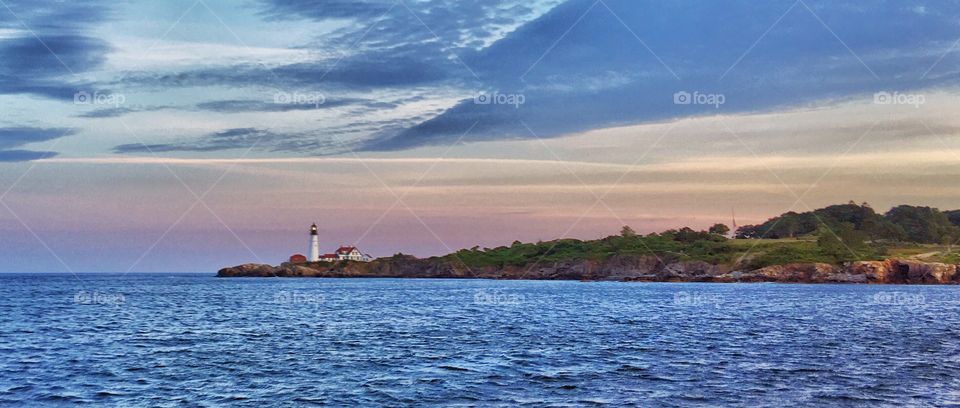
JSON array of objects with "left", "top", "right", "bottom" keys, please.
[{"left": 735, "top": 202, "right": 960, "bottom": 245}]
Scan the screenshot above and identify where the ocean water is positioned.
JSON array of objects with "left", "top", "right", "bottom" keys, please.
[{"left": 1, "top": 274, "right": 958, "bottom": 407}]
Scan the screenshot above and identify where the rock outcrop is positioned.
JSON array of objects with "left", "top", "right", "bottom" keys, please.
[
  {"left": 845, "top": 259, "right": 959, "bottom": 284},
  {"left": 217, "top": 263, "right": 279, "bottom": 277},
  {"left": 218, "top": 256, "right": 959, "bottom": 284}
]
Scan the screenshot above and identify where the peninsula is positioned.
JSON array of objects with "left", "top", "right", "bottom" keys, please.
[{"left": 219, "top": 202, "right": 960, "bottom": 284}]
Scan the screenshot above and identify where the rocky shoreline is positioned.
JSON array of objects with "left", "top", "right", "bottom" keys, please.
[{"left": 218, "top": 255, "right": 960, "bottom": 284}]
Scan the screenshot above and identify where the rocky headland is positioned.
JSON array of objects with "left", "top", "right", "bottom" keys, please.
[{"left": 218, "top": 256, "right": 960, "bottom": 284}]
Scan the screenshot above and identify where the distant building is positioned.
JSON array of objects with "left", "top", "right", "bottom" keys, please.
[
  {"left": 289, "top": 254, "right": 307, "bottom": 264},
  {"left": 302, "top": 224, "right": 373, "bottom": 262},
  {"left": 335, "top": 246, "right": 372, "bottom": 262}
]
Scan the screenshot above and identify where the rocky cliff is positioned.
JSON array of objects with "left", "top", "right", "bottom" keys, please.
[{"left": 217, "top": 256, "right": 960, "bottom": 284}]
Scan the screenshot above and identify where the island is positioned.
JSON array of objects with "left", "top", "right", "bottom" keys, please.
[{"left": 219, "top": 202, "right": 960, "bottom": 284}]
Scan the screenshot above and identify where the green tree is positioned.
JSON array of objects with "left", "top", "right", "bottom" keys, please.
[
  {"left": 885, "top": 205, "right": 959, "bottom": 243},
  {"left": 944, "top": 210, "right": 960, "bottom": 227},
  {"left": 817, "top": 222, "right": 867, "bottom": 262},
  {"left": 737, "top": 202, "right": 909, "bottom": 242},
  {"left": 620, "top": 225, "right": 637, "bottom": 237},
  {"left": 817, "top": 225, "right": 844, "bottom": 260},
  {"left": 781, "top": 215, "right": 800, "bottom": 238},
  {"left": 708, "top": 223, "right": 730, "bottom": 236}
]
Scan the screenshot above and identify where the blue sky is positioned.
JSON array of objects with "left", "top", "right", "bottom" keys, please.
[{"left": 2, "top": 0, "right": 960, "bottom": 272}]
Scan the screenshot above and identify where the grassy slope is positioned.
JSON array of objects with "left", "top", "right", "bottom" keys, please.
[{"left": 434, "top": 235, "right": 957, "bottom": 270}]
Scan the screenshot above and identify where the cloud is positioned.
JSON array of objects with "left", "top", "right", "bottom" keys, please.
[
  {"left": 359, "top": 100, "right": 522, "bottom": 151},
  {"left": 77, "top": 97, "right": 388, "bottom": 118},
  {"left": 355, "top": 0, "right": 960, "bottom": 151},
  {"left": 107, "top": 0, "right": 561, "bottom": 96},
  {"left": 109, "top": 115, "right": 421, "bottom": 155},
  {"left": 0, "top": 149, "right": 58, "bottom": 162},
  {"left": 75, "top": 107, "right": 130, "bottom": 118},
  {"left": 0, "top": 127, "right": 73, "bottom": 161},
  {"left": 13, "top": 0, "right": 960, "bottom": 158},
  {"left": 195, "top": 97, "right": 371, "bottom": 113},
  {"left": 0, "top": 0, "right": 112, "bottom": 100},
  {"left": 110, "top": 125, "right": 352, "bottom": 155},
  {"left": 0, "top": 0, "right": 109, "bottom": 34},
  {"left": 112, "top": 128, "right": 272, "bottom": 153},
  {"left": 259, "top": 0, "right": 563, "bottom": 49},
  {"left": 259, "top": 0, "right": 397, "bottom": 20},
  {"left": 0, "top": 35, "right": 109, "bottom": 76},
  {"left": 0, "top": 35, "right": 110, "bottom": 100},
  {"left": 117, "top": 54, "right": 457, "bottom": 92},
  {"left": 0, "top": 127, "right": 73, "bottom": 147}
]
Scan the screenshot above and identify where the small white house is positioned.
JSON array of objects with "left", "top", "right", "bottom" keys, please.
[{"left": 335, "top": 246, "right": 372, "bottom": 262}]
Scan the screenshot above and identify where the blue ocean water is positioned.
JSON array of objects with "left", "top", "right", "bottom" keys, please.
[{"left": 0, "top": 274, "right": 958, "bottom": 407}]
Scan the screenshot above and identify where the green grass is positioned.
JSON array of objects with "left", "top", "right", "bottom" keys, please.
[
  {"left": 437, "top": 234, "right": 920, "bottom": 270},
  {"left": 440, "top": 233, "right": 738, "bottom": 268},
  {"left": 736, "top": 241, "right": 834, "bottom": 269},
  {"left": 938, "top": 252, "right": 960, "bottom": 264}
]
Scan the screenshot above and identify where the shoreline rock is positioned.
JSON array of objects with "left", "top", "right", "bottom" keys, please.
[{"left": 217, "top": 256, "right": 960, "bottom": 284}]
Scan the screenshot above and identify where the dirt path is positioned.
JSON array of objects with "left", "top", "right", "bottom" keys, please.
[{"left": 912, "top": 251, "right": 942, "bottom": 260}]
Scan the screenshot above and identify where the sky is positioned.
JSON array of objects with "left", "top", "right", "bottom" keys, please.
[{"left": 2, "top": 0, "right": 960, "bottom": 272}]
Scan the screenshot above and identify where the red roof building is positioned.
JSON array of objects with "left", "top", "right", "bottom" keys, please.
[
  {"left": 334, "top": 246, "right": 371, "bottom": 261},
  {"left": 319, "top": 253, "right": 338, "bottom": 262}
]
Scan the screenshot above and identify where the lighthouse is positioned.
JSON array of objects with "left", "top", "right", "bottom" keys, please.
[{"left": 308, "top": 223, "right": 320, "bottom": 262}]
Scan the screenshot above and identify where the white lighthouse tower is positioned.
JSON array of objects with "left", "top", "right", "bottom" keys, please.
[{"left": 308, "top": 223, "right": 320, "bottom": 262}]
